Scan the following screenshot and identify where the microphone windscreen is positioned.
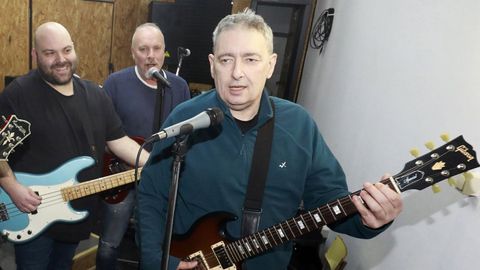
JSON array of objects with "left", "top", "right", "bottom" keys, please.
[
  {"left": 146, "top": 67, "right": 157, "bottom": 80},
  {"left": 207, "top": 107, "right": 224, "bottom": 126}
]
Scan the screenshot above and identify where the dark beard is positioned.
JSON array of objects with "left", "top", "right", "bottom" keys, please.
[{"left": 37, "top": 61, "right": 76, "bottom": 86}]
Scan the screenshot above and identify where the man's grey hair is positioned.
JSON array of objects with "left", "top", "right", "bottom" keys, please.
[
  {"left": 131, "top": 22, "right": 163, "bottom": 48},
  {"left": 212, "top": 9, "right": 274, "bottom": 53}
]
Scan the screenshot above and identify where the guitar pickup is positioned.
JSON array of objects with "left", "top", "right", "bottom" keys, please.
[
  {"left": 31, "top": 191, "right": 39, "bottom": 215},
  {"left": 0, "top": 203, "right": 8, "bottom": 221},
  {"left": 212, "top": 242, "right": 235, "bottom": 269}
]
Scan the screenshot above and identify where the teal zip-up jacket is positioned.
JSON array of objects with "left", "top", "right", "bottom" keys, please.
[{"left": 138, "top": 89, "right": 388, "bottom": 269}]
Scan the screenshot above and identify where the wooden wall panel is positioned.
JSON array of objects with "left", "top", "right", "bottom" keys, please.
[
  {"left": 32, "top": 0, "right": 113, "bottom": 84},
  {"left": 109, "top": 0, "right": 151, "bottom": 75},
  {"left": 232, "top": 0, "right": 251, "bottom": 13},
  {"left": 0, "top": 1, "right": 29, "bottom": 92}
]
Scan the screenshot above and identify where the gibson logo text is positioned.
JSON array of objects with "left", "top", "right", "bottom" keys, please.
[{"left": 456, "top": 145, "right": 475, "bottom": 162}]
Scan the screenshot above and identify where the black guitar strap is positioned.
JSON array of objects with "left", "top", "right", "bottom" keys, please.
[
  {"left": 241, "top": 100, "right": 275, "bottom": 238},
  {"left": 75, "top": 79, "right": 99, "bottom": 165}
]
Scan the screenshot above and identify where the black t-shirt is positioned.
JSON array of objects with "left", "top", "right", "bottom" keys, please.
[{"left": 0, "top": 70, "right": 125, "bottom": 242}]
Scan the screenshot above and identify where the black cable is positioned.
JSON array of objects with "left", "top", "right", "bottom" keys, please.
[{"left": 310, "top": 8, "right": 335, "bottom": 54}]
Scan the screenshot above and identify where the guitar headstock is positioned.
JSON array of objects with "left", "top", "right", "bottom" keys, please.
[
  {"left": 0, "top": 115, "right": 31, "bottom": 161},
  {"left": 394, "top": 135, "right": 479, "bottom": 192}
]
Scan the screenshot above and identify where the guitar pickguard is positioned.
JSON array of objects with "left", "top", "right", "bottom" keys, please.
[{"left": 1, "top": 180, "right": 88, "bottom": 242}]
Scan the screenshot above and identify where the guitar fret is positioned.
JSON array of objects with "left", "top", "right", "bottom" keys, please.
[
  {"left": 226, "top": 244, "right": 241, "bottom": 263},
  {"left": 299, "top": 215, "right": 310, "bottom": 231},
  {"left": 250, "top": 234, "right": 262, "bottom": 252},
  {"left": 235, "top": 242, "right": 247, "bottom": 260},
  {"left": 336, "top": 199, "right": 348, "bottom": 216},
  {"left": 296, "top": 217, "right": 305, "bottom": 230},
  {"left": 291, "top": 217, "right": 304, "bottom": 236},
  {"left": 282, "top": 220, "right": 295, "bottom": 239},
  {"left": 59, "top": 168, "right": 142, "bottom": 201},
  {"left": 242, "top": 239, "right": 252, "bottom": 254},
  {"left": 327, "top": 202, "right": 341, "bottom": 220},
  {"left": 266, "top": 227, "right": 279, "bottom": 246},
  {"left": 276, "top": 225, "right": 287, "bottom": 239},
  {"left": 345, "top": 195, "right": 356, "bottom": 213},
  {"left": 246, "top": 236, "right": 260, "bottom": 256},
  {"left": 273, "top": 224, "right": 289, "bottom": 243},
  {"left": 311, "top": 210, "right": 323, "bottom": 225},
  {"left": 259, "top": 232, "right": 271, "bottom": 248}
]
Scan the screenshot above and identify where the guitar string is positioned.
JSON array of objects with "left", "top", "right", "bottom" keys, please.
[
  {"left": 186, "top": 147, "right": 460, "bottom": 264},
  {"left": 212, "top": 156, "right": 448, "bottom": 263},
  {"left": 0, "top": 170, "right": 140, "bottom": 220},
  {"left": 177, "top": 156, "right": 449, "bottom": 265}
]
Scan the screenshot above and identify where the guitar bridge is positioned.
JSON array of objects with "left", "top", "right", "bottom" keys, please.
[
  {"left": 186, "top": 241, "right": 236, "bottom": 270},
  {"left": 187, "top": 251, "right": 209, "bottom": 269}
]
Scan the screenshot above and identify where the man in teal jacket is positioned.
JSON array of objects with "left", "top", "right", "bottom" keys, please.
[{"left": 137, "top": 9, "right": 403, "bottom": 270}]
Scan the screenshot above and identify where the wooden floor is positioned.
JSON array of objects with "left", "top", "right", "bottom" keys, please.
[{"left": 0, "top": 231, "right": 139, "bottom": 270}]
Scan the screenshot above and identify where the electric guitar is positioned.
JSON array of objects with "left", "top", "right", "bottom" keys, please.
[
  {"left": 102, "top": 136, "right": 144, "bottom": 204},
  {"left": 170, "top": 135, "right": 479, "bottom": 270},
  {"left": 0, "top": 156, "right": 142, "bottom": 243},
  {"left": 0, "top": 115, "right": 31, "bottom": 161}
]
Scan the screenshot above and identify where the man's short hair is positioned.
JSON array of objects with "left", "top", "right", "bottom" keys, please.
[
  {"left": 212, "top": 8, "right": 274, "bottom": 53},
  {"left": 131, "top": 22, "right": 163, "bottom": 48}
]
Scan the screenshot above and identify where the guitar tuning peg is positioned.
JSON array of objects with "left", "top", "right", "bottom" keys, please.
[
  {"left": 440, "top": 133, "right": 450, "bottom": 142},
  {"left": 461, "top": 172, "right": 480, "bottom": 196},
  {"left": 463, "top": 172, "right": 474, "bottom": 181},
  {"left": 447, "top": 177, "right": 457, "bottom": 187},
  {"left": 410, "top": 148, "right": 420, "bottom": 157},
  {"left": 431, "top": 183, "right": 441, "bottom": 193},
  {"left": 425, "top": 141, "right": 435, "bottom": 150}
]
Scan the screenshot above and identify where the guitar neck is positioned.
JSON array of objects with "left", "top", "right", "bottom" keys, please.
[
  {"left": 224, "top": 178, "right": 397, "bottom": 264},
  {"left": 61, "top": 167, "right": 143, "bottom": 201}
]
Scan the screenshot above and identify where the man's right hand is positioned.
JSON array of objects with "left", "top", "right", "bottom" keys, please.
[
  {"left": 177, "top": 260, "right": 198, "bottom": 269},
  {"left": 4, "top": 181, "right": 41, "bottom": 212}
]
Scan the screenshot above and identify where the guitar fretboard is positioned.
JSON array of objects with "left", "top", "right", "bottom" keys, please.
[
  {"left": 222, "top": 178, "right": 396, "bottom": 263},
  {"left": 61, "top": 168, "right": 143, "bottom": 201}
]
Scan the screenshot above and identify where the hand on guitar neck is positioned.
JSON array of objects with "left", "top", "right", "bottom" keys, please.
[{"left": 351, "top": 180, "right": 403, "bottom": 229}]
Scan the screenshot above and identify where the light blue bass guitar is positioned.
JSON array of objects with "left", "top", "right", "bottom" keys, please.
[{"left": 0, "top": 156, "right": 142, "bottom": 243}]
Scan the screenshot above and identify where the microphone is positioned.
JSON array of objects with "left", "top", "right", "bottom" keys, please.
[
  {"left": 146, "top": 67, "right": 171, "bottom": 88},
  {"left": 178, "top": 47, "right": 191, "bottom": 57},
  {"left": 148, "top": 107, "right": 224, "bottom": 142}
]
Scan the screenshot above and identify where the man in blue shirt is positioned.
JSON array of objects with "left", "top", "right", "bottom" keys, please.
[
  {"left": 137, "top": 10, "right": 403, "bottom": 270},
  {"left": 96, "top": 23, "right": 190, "bottom": 269}
]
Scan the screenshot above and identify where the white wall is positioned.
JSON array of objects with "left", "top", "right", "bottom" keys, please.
[{"left": 297, "top": 0, "right": 480, "bottom": 269}]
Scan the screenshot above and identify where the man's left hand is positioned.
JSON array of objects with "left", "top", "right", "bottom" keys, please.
[{"left": 352, "top": 181, "right": 403, "bottom": 229}]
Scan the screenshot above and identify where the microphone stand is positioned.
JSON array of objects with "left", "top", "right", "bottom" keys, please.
[
  {"left": 175, "top": 53, "right": 185, "bottom": 76},
  {"left": 161, "top": 134, "right": 190, "bottom": 270},
  {"left": 152, "top": 77, "right": 166, "bottom": 134}
]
